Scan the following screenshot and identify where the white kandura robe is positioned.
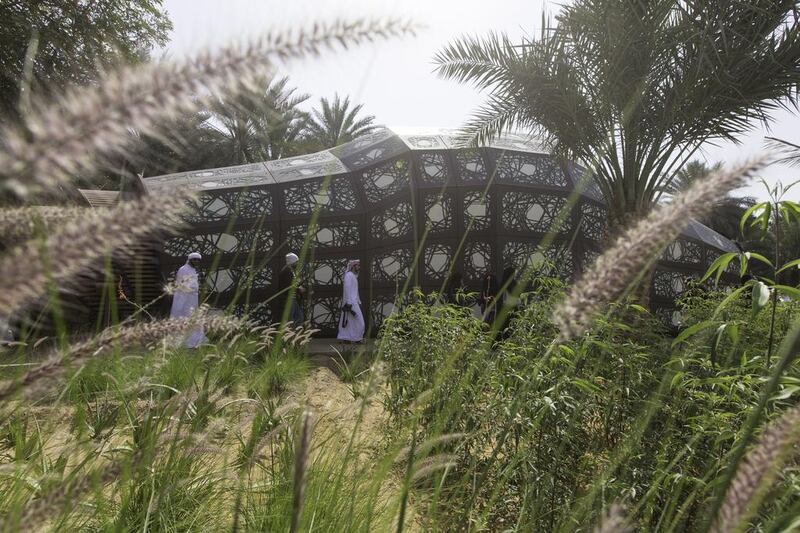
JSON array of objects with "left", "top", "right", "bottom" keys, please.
[
  {"left": 337, "top": 271, "right": 365, "bottom": 342},
  {"left": 169, "top": 263, "right": 208, "bottom": 348}
]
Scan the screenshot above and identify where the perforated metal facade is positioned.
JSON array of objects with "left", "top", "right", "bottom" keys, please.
[{"left": 142, "top": 127, "right": 736, "bottom": 335}]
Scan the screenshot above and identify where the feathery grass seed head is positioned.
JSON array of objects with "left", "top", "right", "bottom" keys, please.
[
  {"left": 0, "top": 19, "right": 416, "bottom": 199},
  {"left": 712, "top": 404, "right": 800, "bottom": 533},
  {"left": 0, "top": 193, "right": 189, "bottom": 315}
]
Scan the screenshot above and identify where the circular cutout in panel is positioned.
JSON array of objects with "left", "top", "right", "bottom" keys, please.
[
  {"left": 466, "top": 202, "right": 486, "bottom": 219},
  {"left": 427, "top": 202, "right": 444, "bottom": 223},
  {"left": 526, "top": 203, "right": 544, "bottom": 223},
  {"left": 374, "top": 174, "right": 395, "bottom": 189},
  {"left": 216, "top": 233, "right": 239, "bottom": 252},
  {"left": 316, "top": 227, "right": 333, "bottom": 245},
  {"left": 208, "top": 268, "right": 234, "bottom": 293},
  {"left": 381, "top": 256, "right": 402, "bottom": 277},
  {"left": 384, "top": 217, "right": 402, "bottom": 236},
  {"left": 314, "top": 264, "right": 334, "bottom": 284},
  {"left": 206, "top": 197, "right": 229, "bottom": 217}
]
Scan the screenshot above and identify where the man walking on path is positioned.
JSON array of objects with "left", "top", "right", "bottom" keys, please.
[
  {"left": 170, "top": 252, "right": 207, "bottom": 348},
  {"left": 337, "top": 259, "right": 365, "bottom": 343},
  {"left": 278, "top": 252, "right": 306, "bottom": 328}
]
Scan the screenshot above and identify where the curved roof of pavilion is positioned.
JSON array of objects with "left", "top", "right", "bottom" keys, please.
[{"left": 141, "top": 126, "right": 736, "bottom": 254}]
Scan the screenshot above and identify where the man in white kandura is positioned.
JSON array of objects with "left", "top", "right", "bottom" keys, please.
[
  {"left": 337, "top": 259, "right": 365, "bottom": 343},
  {"left": 170, "top": 252, "right": 207, "bottom": 348}
]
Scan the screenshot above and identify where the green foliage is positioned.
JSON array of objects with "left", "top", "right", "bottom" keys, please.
[
  {"left": 246, "top": 352, "right": 310, "bottom": 399},
  {"left": 209, "top": 76, "right": 312, "bottom": 164},
  {"left": 434, "top": 0, "right": 800, "bottom": 225},
  {"left": 0, "top": 0, "right": 172, "bottom": 122},
  {"left": 239, "top": 418, "right": 396, "bottom": 532},
  {"left": 305, "top": 93, "right": 377, "bottom": 150},
  {"left": 379, "top": 274, "right": 800, "bottom": 530},
  {"left": 64, "top": 353, "right": 148, "bottom": 403},
  {"left": 379, "top": 291, "right": 488, "bottom": 423}
]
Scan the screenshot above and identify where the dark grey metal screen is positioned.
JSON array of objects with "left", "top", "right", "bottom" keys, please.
[{"left": 143, "top": 128, "right": 736, "bottom": 335}]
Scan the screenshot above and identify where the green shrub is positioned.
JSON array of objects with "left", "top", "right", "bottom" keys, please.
[{"left": 246, "top": 352, "right": 309, "bottom": 399}]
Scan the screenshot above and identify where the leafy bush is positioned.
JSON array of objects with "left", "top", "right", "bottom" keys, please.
[{"left": 379, "top": 277, "right": 800, "bottom": 530}]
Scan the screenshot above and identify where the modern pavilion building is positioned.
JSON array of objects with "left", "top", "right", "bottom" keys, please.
[{"left": 135, "top": 127, "right": 736, "bottom": 336}]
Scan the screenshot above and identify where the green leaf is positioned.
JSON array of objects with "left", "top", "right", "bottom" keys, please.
[
  {"left": 777, "top": 258, "right": 800, "bottom": 274},
  {"left": 571, "top": 378, "right": 601, "bottom": 395},
  {"left": 711, "top": 324, "right": 726, "bottom": 366},
  {"left": 774, "top": 285, "right": 800, "bottom": 300},
  {"left": 672, "top": 320, "right": 716, "bottom": 347},
  {"left": 740, "top": 203, "right": 768, "bottom": 235},
  {"left": 713, "top": 286, "right": 749, "bottom": 320},
  {"left": 700, "top": 252, "right": 737, "bottom": 285},
  {"left": 744, "top": 252, "right": 773, "bottom": 268},
  {"left": 727, "top": 323, "right": 739, "bottom": 351}
]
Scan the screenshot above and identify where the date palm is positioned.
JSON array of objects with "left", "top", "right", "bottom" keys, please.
[
  {"left": 211, "top": 76, "right": 310, "bottom": 164},
  {"left": 306, "top": 94, "right": 377, "bottom": 149},
  {"left": 434, "top": 0, "right": 800, "bottom": 230}
]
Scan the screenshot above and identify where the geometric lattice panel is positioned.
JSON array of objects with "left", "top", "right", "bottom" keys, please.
[
  {"left": 463, "top": 241, "right": 492, "bottom": 282},
  {"left": 417, "top": 152, "right": 449, "bottom": 184},
  {"left": 371, "top": 201, "right": 414, "bottom": 240},
  {"left": 502, "top": 241, "right": 575, "bottom": 280},
  {"left": 371, "top": 247, "right": 413, "bottom": 283},
  {"left": 183, "top": 188, "right": 273, "bottom": 223},
  {"left": 164, "top": 228, "right": 274, "bottom": 259},
  {"left": 204, "top": 265, "right": 272, "bottom": 295},
  {"left": 424, "top": 243, "right": 453, "bottom": 281},
  {"left": 311, "top": 296, "right": 341, "bottom": 332},
  {"left": 311, "top": 258, "right": 351, "bottom": 286},
  {"left": 370, "top": 294, "right": 397, "bottom": 331},
  {"left": 653, "top": 270, "right": 691, "bottom": 299},
  {"left": 284, "top": 176, "right": 358, "bottom": 215},
  {"left": 454, "top": 150, "right": 487, "bottom": 182},
  {"left": 579, "top": 202, "right": 608, "bottom": 242},
  {"left": 424, "top": 193, "right": 454, "bottom": 233},
  {"left": 662, "top": 239, "right": 702, "bottom": 265},
  {"left": 463, "top": 191, "right": 492, "bottom": 231},
  {"left": 286, "top": 221, "right": 360, "bottom": 250},
  {"left": 362, "top": 159, "right": 411, "bottom": 203},
  {"left": 495, "top": 152, "right": 568, "bottom": 187},
  {"left": 501, "top": 192, "right": 567, "bottom": 233}
]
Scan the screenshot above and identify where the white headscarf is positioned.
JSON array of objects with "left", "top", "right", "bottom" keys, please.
[
  {"left": 286, "top": 252, "right": 299, "bottom": 266},
  {"left": 187, "top": 252, "right": 201, "bottom": 264},
  {"left": 344, "top": 259, "right": 360, "bottom": 276}
]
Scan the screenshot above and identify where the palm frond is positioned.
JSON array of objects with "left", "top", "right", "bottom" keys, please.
[
  {"left": 433, "top": 32, "right": 523, "bottom": 91},
  {"left": 765, "top": 136, "right": 800, "bottom": 167}
]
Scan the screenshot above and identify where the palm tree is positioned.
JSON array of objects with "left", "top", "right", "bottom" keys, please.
[
  {"left": 306, "top": 94, "right": 377, "bottom": 149},
  {"left": 434, "top": 0, "right": 800, "bottom": 230},
  {"left": 211, "top": 76, "right": 310, "bottom": 164},
  {"left": 667, "top": 160, "right": 756, "bottom": 241},
  {"left": 767, "top": 136, "right": 800, "bottom": 167}
]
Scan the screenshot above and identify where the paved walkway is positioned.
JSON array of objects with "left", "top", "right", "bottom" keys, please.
[
  {"left": 303, "top": 338, "right": 375, "bottom": 373},
  {"left": 306, "top": 338, "right": 375, "bottom": 356}
]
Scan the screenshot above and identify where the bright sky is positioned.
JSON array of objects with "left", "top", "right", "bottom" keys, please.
[{"left": 161, "top": 0, "right": 800, "bottom": 202}]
